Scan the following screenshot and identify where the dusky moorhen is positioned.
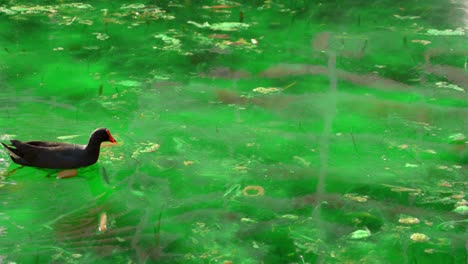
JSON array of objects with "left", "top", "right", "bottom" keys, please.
[{"left": 1, "top": 128, "right": 117, "bottom": 169}]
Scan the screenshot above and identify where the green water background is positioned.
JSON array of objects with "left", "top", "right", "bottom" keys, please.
[{"left": 0, "top": 1, "right": 466, "bottom": 263}]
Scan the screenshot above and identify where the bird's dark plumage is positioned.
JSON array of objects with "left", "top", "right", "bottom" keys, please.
[{"left": 1, "top": 128, "right": 116, "bottom": 169}]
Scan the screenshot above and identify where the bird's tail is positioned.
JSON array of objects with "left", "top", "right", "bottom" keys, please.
[{"left": 1, "top": 142, "right": 21, "bottom": 160}]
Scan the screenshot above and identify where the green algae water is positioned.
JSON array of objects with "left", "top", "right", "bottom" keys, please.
[{"left": 0, "top": 1, "right": 467, "bottom": 263}]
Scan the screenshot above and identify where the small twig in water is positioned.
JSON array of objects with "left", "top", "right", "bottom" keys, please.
[{"left": 350, "top": 128, "right": 358, "bottom": 153}]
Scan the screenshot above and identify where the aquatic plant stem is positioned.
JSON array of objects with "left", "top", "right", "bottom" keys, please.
[{"left": 314, "top": 51, "right": 337, "bottom": 218}]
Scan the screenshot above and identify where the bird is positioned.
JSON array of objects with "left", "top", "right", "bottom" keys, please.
[{"left": 1, "top": 128, "right": 117, "bottom": 170}]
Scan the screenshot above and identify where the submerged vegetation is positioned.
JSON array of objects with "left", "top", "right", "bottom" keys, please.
[{"left": 0, "top": 0, "right": 466, "bottom": 263}]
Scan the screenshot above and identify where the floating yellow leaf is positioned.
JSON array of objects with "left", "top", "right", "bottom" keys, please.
[
  {"left": 435, "top": 82, "right": 465, "bottom": 93},
  {"left": 438, "top": 180, "right": 452, "bottom": 187},
  {"left": 293, "top": 156, "right": 310, "bottom": 167},
  {"left": 93, "top": 32, "right": 109, "bottom": 40},
  {"left": 427, "top": 28, "right": 464, "bottom": 36},
  {"left": 131, "top": 142, "right": 160, "bottom": 159},
  {"left": 115, "top": 80, "right": 142, "bottom": 87},
  {"left": 120, "top": 4, "right": 146, "bottom": 9},
  {"left": 280, "top": 214, "right": 299, "bottom": 219},
  {"left": 410, "top": 233, "right": 429, "bottom": 242},
  {"left": 448, "top": 133, "right": 466, "bottom": 143},
  {"left": 453, "top": 205, "right": 468, "bottom": 215},
  {"left": 78, "top": 19, "right": 93, "bottom": 25},
  {"left": 235, "top": 165, "right": 248, "bottom": 170},
  {"left": 187, "top": 21, "right": 250, "bottom": 31},
  {"left": 99, "top": 212, "right": 107, "bottom": 232},
  {"left": 184, "top": 160, "right": 194, "bottom": 166},
  {"left": 350, "top": 228, "right": 371, "bottom": 239},
  {"left": 437, "top": 165, "right": 451, "bottom": 171},
  {"left": 344, "top": 193, "right": 368, "bottom": 203},
  {"left": 222, "top": 38, "right": 248, "bottom": 46},
  {"left": 393, "top": 14, "right": 420, "bottom": 20},
  {"left": 382, "top": 184, "right": 422, "bottom": 193},
  {"left": 252, "top": 87, "right": 282, "bottom": 94},
  {"left": 411, "top": 39, "right": 431, "bottom": 45},
  {"left": 240, "top": 217, "right": 257, "bottom": 223},
  {"left": 399, "top": 216, "right": 420, "bottom": 224}
]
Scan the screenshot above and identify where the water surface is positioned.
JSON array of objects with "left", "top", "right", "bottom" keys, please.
[{"left": 0, "top": 1, "right": 467, "bottom": 263}]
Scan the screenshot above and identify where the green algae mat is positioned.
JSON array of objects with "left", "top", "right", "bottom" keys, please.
[{"left": 0, "top": 1, "right": 466, "bottom": 263}]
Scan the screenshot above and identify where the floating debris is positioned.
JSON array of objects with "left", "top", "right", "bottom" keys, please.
[
  {"left": 293, "top": 156, "right": 310, "bottom": 167},
  {"left": 398, "top": 144, "right": 409, "bottom": 149},
  {"left": 424, "top": 249, "right": 435, "bottom": 254},
  {"left": 393, "top": 14, "right": 420, "bottom": 20},
  {"left": 240, "top": 217, "right": 257, "bottom": 223},
  {"left": 410, "top": 233, "right": 429, "bottom": 242},
  {"left": 242, "top": 186, "right": 264, "bottom": 197},
  {"left": 188, "top": 21, "right": 250, "bottom": 31},
  {"left": 435, "top": 82, "right": 465, "bottom": 93},
  {"left": 0, "top": 226, "right": 7, "bottom": 236},
  {"left": 344, "top": 193, "right": 368, "bottom": 203},
  {"left": 115, "top": 80, "right": 142, "bottom": 87},
  {"left": 452, "top": 193, "right": 465, "bottom": 200},
  {"left": 448, "top": 133, "right": 466, "bottom": 143},
  {"left": 235, "top": 165, "right": 248, "bottom": 171},
  {"left": 399, "top": 216, "right": 420, "bottom": 224},
  {"left": 426, "top": 28, "right": 464, "bottom": 36},
  {"left": 99, "top": 212, "right": 107, "bottom": 232},
  {"left": 131, "top": 142, "right": 160, "bottom": 159},
  {"left": 411, "top": 39, "right": 431, "bottom": 45},
  {"left": 120, "top": 3, "right": 146, "bottom": 9},
  {"left": 202, "top": 5, "right": 237, "bottom": 9},
  {"left": 280, "top": 214, "right": 299, "bottom": 220},
  {"left": 382, "top": 184, "right": 422, "bottom": 193},
  {"left": 350, "top": 228, "right": 371, "bottom": 239},
  {"left": 423, "top": 149, "right": 437, "bottom": 154},
  {"left": 183, "top": 160, "right": 194, "bottom": 166},
  {"left": 437, "top": 165, "right": 453, "bottom": 171},
  {"left": 93, "top": 32, "right": 109, "bottom": 40},
  {"left": 438, "top": 180, "right": 452, "bottom": 188},
  {"left": 153, "top": 34, "right": 182, "bottom": 51},
  {"left": 223, "top": 184, "right": 241, "bottom": 198},
  {"left": 65, "top": 3, "right": 93, "bottom": 9},
  {"left": 209, "top": 34, "right": 230, "bottom": 39},
  {"left": 453, "top": 205, "right": 468, "bottom": 215},
  {"left": 252, "top": 87, "right": 282, "bottom": 94},
  {"left": 0, "top": 134, "right": 16, "bottom": 140}
]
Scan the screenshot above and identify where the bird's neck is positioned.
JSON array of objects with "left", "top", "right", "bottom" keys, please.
[{"left": 85, "top": 137, "right": 102, "bottom": 154}]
